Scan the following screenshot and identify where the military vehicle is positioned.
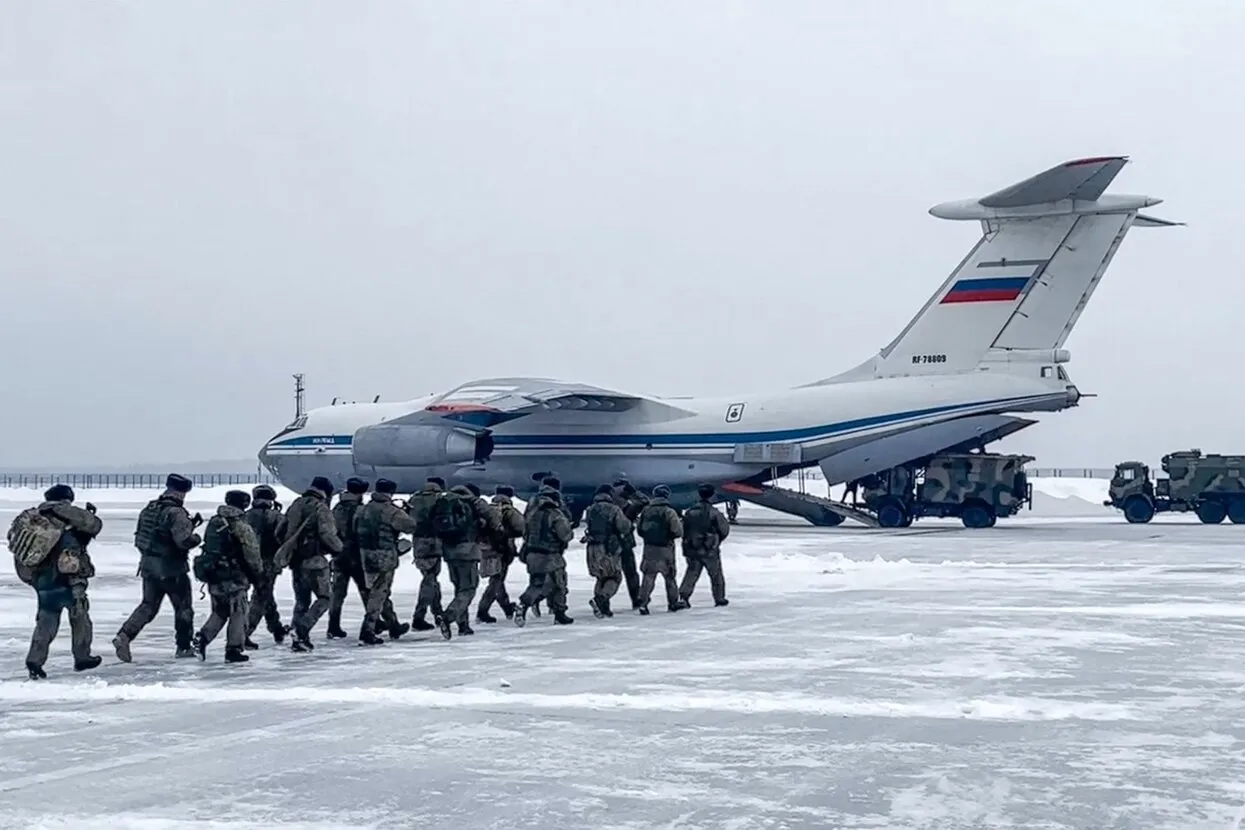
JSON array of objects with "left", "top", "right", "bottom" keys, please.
[
  {"left": 1105, "top": 450, "right": 1245, "bottom": 524},
  {"left": 860, "top": 452, "right": 1034, "bottom": 528}
]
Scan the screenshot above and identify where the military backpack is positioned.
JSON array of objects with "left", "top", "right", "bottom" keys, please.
[
  {"left": 682, "top": 503, "right": 716, "bottom": 548},
  {"left": 7, "top": 507, "right": 64, "bottom": 569},
  {"left": 193, "top": 516, "right": 242, "bottom": 584},
  {"left": 430, "top": 492, "right": 473, "bottom": 543},
  {"left": 585, "top": 502, "right": 617, "bottom": 545},
  {"left": 638, "top": 507, "right": 674, "bottom": 546}
]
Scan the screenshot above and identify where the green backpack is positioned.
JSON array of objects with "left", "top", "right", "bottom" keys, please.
[{"left": 638, "top": 507, "right": 673, "bottom": 545}]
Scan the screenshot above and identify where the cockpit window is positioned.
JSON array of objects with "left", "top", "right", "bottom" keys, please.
[{"left": 287, "top": 415, "right": 308, "bottom": 431}]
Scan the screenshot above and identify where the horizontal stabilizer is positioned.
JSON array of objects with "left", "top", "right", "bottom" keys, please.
[{"left": 979, "top": 156, "right": 1128, "bottom": 208}]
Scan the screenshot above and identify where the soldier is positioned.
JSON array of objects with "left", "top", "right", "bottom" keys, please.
[
  {"left": 523, "top": 476, "right": 571, "bottom": 617},
  {"left": 354, "top": 478, "right": 418, "bottom": 645},
  {"left": 10, "top": 484, "right": 103, "bottom": 679},
  {"left": 114, "top": 473, "right": 203, "bottom": 661},
  {"left": 611, "top": 479, "right": 648, "bottom": 608},
  {"left": 634, "top": 484, "right": 683, "bottom": 614},
  {"left": 328, "top": 477, "right": 370, "bottom": 639},
  {"left": 243, "top": 484, "right": 288, "bottom": 648},
  {"left": 405, "top": 476, "right": 446, "bottom": 631},
  {"left": 277, "top": 476, "right": 343, "bottom": 652},
  {"left": 191, "top": 490, "right": 264, "bottom": 663},
  {"left": 514, "top": 484, "right": 575, "bottom": 626},
  {"left": 476, "top": 485, "right": 525, "bottom": 623},
  {"left": 434, "top": 483, "right": 502, "bottom": 639},
  {"left": 582, "top": 483, "right": 631, "bottom": 618},
  {"left": 678, "top": 484, "right": 732, "bottom": 608}
]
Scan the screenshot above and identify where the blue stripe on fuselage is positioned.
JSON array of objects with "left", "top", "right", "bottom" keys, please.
[{"left": 266, "top": 394, "right": 1040, "bottom": 450}]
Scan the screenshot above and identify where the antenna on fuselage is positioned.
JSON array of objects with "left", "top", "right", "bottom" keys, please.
[{"left": 293, "top": 373, "right": 306, "bottom": 419}]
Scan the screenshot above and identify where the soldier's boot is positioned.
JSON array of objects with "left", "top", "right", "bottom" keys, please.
[
  {"left": 476, "top": 610, "right": 498, "bottom": 624},
  {"left": 74, "top": 655, "right": 102, "bottom": 672},
  {"left": 601, "top": 596, "right": 613, "bottom": 618},
  {"left": 272, "top": 624, "right": 289, "bottom": 645},
  {"left": 26, "top": 662, "right": 46, "bottom": 680},
  {"left": 359, "top": 625, "right": 385, "bottom": 646},
  {"left": 112, "top": 633, "right": 132, "bottom": 663},
  {"left": 326, "top": 625, "right": 349, "bottom": 640},
  {"left": 437, "top": 615, "right": 453, "bottom": 641},
  {"left": 500, "top": 599, "right": 516, "bottom": 620},
  {"left": 244, "top": 638, "right": 259, "bottom": 650},
  {"left": 388, "top": 622, "right": 410, "bottom": 641},
  {"left": 192, "top": 633, "right": 208, "bottom": 662},
  {"left": 637, "top": 603, "right": 650, "bottom": 616},
  {"left": 458, "top": 620, "right": 474, "bottom": 636},
  {"left": 290, "top": 626, "right": 314, "bottom": 653},
  {"left": 589, "top": 597, "right": 604, "bottom": 619},
  {"left": 676, "top": 597, "right": 691, "bottom": 610},
  {"left": 532, "top": 601, "right": 543, "bottom": 618},
  {"left": 667, "top": 603, "right": 682, "bottom": 613},
  {"left": 224, "top": 647, "right": 249, "bottom": 663},
  {"left": 513, "top": 602, "right": 528, "bottom": 628},
  {"left": 411, "top": 617, "right": 436, "bottom": 632},
  {"left": 553, "top": 610, "right": 574, "bottom": 625},
  {"left": 715, "top": 599, "right": 730, "bottom": 607},
  {"left": 175, "top": 646, "right": 197, "bottom": 659}
]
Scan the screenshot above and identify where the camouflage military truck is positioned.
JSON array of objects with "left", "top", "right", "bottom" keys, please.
[
  {"left": 861, "top": 452, "right": 1034, "bottom": 528},
  {"left": 1105, "top": 450, "right": 1245, "bottom": 524}
]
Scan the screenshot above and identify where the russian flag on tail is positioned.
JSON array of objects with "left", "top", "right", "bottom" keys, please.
[{"left": 940, "top": 276, "right": 1032, "bottom": 304}]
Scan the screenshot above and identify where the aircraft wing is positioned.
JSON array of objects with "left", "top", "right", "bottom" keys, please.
[{"left": 409, "top": 377, "right": 688, "bottom": 429}]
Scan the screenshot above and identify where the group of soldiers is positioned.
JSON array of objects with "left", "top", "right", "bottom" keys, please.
[{"left": 12, "top": 471, "right": 732, "bottom": 676}]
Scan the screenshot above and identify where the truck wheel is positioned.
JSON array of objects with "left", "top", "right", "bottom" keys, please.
[
  {"left": 1123, "top": 496, "right": 1155, "bottom": 524},
  {"left": 961, "top": 502, "right": 992, "bottom": 529},
  {"left": 875, "top": 499, "right": 907, "bottom": 529},
  {"left": 1229, "top": 500, "right": 1245, "bottom": 524},
  {"left": 1197, "top": 501, "right": 1227, "bottom": 524}
]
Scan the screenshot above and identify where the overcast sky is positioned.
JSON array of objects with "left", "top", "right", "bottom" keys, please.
[{"left": 1, "top": 1, "right": 1241, "bottom": 468}]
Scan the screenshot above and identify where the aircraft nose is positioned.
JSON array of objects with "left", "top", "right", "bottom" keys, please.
[{"left": 258, "top": 441, "right": 278, "bottom": 477}]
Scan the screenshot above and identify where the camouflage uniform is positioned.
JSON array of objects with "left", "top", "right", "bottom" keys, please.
[
  {"left": 114, "top": 480, "right": 203, "bottom": 661},
  {"left": 19, "top": 492, "right": 103, "bottom": 678},
  {"left": 328, "top": 488, "right": 387, "bottom": 638},
  {"left": 635, "top": 488, "right": 683, "bottom": 613},
  {"left": 278, "top": 484, "right": 343, "bottom": 650},
  {"left": 515, "top": 485, "right": 575, "bottom": 625},
  {"left": 524, "top": 482, "right": 573, "bottom": 617},
  {"left": 678, "top": 493, "right": 731, "bottom": 607},
  {"left": 477, "top": 490, "right": 525, "bottom": 622},
  {"left": 354, "top": 486, "right": 418, "bottom": 644},
  {"left": 243, "top": 493, "right": 287, "bottom": 644},
  {"left": 440, "top": 485, "right": 503, "bottom": 636},
  {"left": 583, "top": 487, "right": 631, "bottom": 618},
  {"left": 193, "top": 502, "right": 264, "bottom": 661},
  {"left": 611, "top": 483, "right": 649, "bottom": 608},
  {"left": 405, "top": 481, "right": 445, "bottom": 630}
]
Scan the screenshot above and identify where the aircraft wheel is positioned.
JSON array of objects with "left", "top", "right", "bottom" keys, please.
[
  {"left": 960, "top": 502, "right": 992, "bottom": 529},
  {"left": 1228, "top": 499, "right": 1245, "bottom": 524},
  {"left": 875, "top": 500, "right": 907, "bottom": 529},
  {"left": 1123, "top": 495, "right": 1155, "bottom": 524},
  {"left": 1197, "top": 500, "right": 1227, "bottom": 524}
]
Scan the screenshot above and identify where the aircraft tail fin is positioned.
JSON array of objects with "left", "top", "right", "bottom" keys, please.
[{"left": 814, "top": 156, "right": 1178, "bottom": 385}]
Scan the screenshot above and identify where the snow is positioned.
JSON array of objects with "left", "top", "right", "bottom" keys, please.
[{"left": 3, "top": 487, "right": 1244, "bottom": 828}]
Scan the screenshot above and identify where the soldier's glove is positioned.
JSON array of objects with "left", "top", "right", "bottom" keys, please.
[
  {"left": 85, "top": 502, "right": 97, "bottom": 515},
  {"left": 191, "top": 512, "right": 204, "bottom": 527}
]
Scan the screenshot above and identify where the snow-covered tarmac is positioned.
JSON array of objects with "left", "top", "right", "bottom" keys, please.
[{"left": 2, "top": 485, "right": 1244, "bottom": 829}]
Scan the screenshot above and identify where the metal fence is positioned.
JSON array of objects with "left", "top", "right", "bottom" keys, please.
[
  {"left": 0, "top": 473, "right": 278, "bottom": 490},
  {"left": 0, "top": 467, "right": 1115, "bottom": 491}
]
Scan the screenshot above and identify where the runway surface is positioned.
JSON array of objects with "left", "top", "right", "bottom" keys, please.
[{"left": 1, "top": 492, "right": 1243, "bottom": 829}]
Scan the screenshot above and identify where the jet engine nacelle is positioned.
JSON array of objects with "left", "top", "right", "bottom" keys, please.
[{"left": 352, "top": 424, "right": 493, "bottom": 467}]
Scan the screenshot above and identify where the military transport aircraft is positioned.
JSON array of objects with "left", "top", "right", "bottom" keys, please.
[{"left": 258, "top": 155, "right": 1178, "bottom": 520}]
